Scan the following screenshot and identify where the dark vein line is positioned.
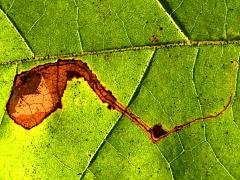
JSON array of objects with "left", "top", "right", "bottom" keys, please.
[{"left": 79, "top": 49, "right": 156, "bottom": 179}]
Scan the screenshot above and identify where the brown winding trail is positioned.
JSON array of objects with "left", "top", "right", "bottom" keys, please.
[{"left": 6, "top": 59, "right": 233, "bottom": 143}]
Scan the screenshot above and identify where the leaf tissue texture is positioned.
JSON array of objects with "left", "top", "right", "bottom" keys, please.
[{"left": 0, "top": 0, "right": 240, "bottom": 179}]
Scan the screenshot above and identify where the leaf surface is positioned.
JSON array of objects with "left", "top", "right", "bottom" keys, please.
[{"left": 0, "top": 0, "right": 240, "bottom": 179}]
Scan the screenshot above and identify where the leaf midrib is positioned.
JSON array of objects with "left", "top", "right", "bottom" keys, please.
[{"left": 1, "top": 40, "right": 240, "bottom": 66}]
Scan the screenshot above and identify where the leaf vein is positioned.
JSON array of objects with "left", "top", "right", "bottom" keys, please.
[
  {"left": 106, "top": 140, "right": 144, "bottom": 180},
  {"left": 0, "top": 8, "right": 34, "bottom": 56},
  {"left": 155, "top": 145, "right": 175, "bottom": 180},
  {"left": 224, "top": 0, "right": 228, "bottom": 39},
  {"left": 73, "top": 0, "right": 84, "bottom": 52},
  {"left": 108, "top": 2, "right": 133, "bottom": 47},
  {"left": 5, "top": 0, "right": 16, "bottom": 14},
  {"left": 1, "top": 40, "right": 240, "bottom": 66},
  {"left": 154, "top": 0, "right": 189, "bottom": 42},
  {"left": 191, "top": 47, "right": 206, "bottom": 141},
  {"left": 206, "top": 141, "right": 237, "bottom": 180},
  {"left": 189, "top": 0, "right": 209, "bottom": 34},
  {"left": 26, "top": 0, "right": 47, "bottom": 35}
]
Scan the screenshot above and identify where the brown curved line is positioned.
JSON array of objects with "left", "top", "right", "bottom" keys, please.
[{"left": 150, "top": 91, "right": 233, "bottom": 143}]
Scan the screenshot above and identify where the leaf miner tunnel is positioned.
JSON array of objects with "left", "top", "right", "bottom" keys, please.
[{"left": 6, "top": 59, "right": 232, "bottom": 143}]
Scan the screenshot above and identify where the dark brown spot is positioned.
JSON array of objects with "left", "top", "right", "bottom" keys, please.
[
  {"left": 150, "top": 35, "right": 159, "bottom": 43},
  {"left": 56, "top": 101, "right": 62, "bottom": 109},
  {"left": 67, "top": 71, "right": 81, "bottom": 80},
  {"left": 151, "top": 124, "right": 167, "bottom": 139}
]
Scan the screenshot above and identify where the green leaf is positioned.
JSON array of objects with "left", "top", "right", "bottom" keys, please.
[{"left": 0, "top": 0, "right": 240, "bottom": 179}]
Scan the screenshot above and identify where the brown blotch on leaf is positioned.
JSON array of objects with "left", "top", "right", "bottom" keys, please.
[
  {"left": 150, "top": 35, "right": 159, "bottom": 43},
  {"left": 7, "top": 59, "right": 118, "bottom": 129}
]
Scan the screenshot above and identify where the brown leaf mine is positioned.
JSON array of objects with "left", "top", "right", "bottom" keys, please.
[
  {"left": 7, "top": 59, "right": 116, "bottom": 129},
  {"left": 7, "top": 58, "right": 153, "bottom": 133},
  {"left": 6, "top": 59, "right": 234, "bottom": 144}
]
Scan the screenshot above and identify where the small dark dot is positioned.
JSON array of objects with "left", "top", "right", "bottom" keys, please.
[{"left": 152, "top": 124, "right": 167, "bottom": 139}]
